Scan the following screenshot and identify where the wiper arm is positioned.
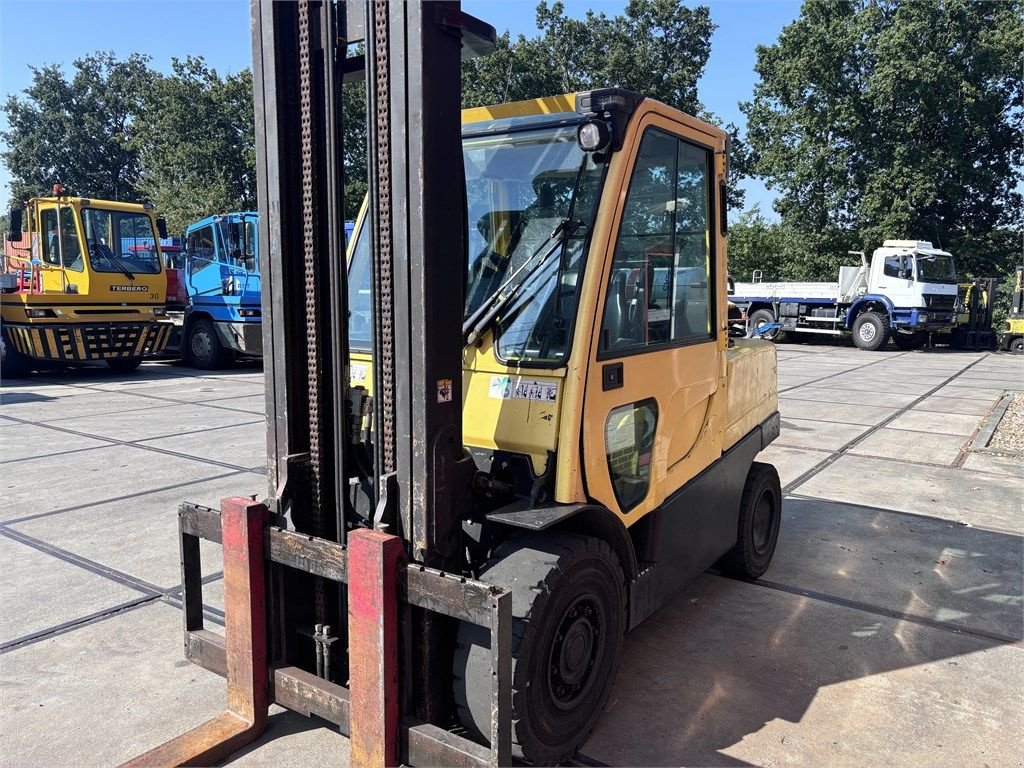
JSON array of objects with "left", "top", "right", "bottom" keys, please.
[
  {"left": 89, "top": 241, "right": 135, "bottom": 279},
  {"left": 463, "top": 218, "right": 582, "bottom": 346}
]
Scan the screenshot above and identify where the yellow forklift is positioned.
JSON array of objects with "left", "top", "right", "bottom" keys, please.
[
  {"left": 1000, "top": 266, "right": 1023, "bottom": 353},
  {"left": 1, "top": 187, "right": 174, "bottom": 376},
  {"left": 126, "top": 2, "right": 781, "bottom": 766}
]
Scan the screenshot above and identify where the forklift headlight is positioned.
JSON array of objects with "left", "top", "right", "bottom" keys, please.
[{"left": 577, "top": 118, "right": 610, "bottom": 153}]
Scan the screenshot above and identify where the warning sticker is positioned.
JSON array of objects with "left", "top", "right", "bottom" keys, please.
[
  {"left": 437, "top": 378, "right": 453, "bottom": 403},
  {"left": 488, "top": 376, "right": 558, "bottom": 403},
  {"left": 351, "top": 363, "right": 369, "bottom": 383}
]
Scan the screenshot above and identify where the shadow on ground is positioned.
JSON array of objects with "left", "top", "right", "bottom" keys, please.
[{"left": 583, "top": 497, "right": 1023, "bottom": 766}]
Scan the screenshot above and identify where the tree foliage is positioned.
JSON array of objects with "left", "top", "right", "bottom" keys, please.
[
  {"left": 134, "top": 58, "right": 255, "bottom": 232},
  {"left": 743, "top": 0, "right": 1024, "bottom": 278},
  {"left": 2, "top": 52, "right": 154, "bottom": 203}
]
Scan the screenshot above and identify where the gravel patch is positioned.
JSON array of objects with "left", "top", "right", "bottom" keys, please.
[{"left": 989, "top": 392, "right": 1024, "bottom": 454}]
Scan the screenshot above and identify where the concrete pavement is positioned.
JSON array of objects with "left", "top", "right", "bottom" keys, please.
[{"left": 1, "top": 344, "right": 1021, "bottom": 767}]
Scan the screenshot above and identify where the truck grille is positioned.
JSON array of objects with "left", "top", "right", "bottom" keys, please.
[
  {"left": 3, "top": 322, "right": 174, "bottom": 362},
  {"left": 923, "top": 294, "right": 956, "bottom": 311}
]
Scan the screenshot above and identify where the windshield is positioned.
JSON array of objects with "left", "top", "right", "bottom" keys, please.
[
  {"left": 347, "top": 120, "right": 604, "bottom": 365},
  {"left": 915, "top": 253, "right": 956, "bottom": 284},
  {"left": 81, "top": 208, "right": 162, "bottom": 274}
]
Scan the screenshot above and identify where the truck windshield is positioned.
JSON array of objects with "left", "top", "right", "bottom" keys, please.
[
  {"left": 216, "top": 218, "right": 259, "bottom": 272},
  {"left": 347, "top": 117, "right": 605, "bottom": 365},
  {"left": 82, "top": 208, "right": 163, "bottom": 275},
  {"left": 915, "top": 254, "right": 956, "bottom": 284}
]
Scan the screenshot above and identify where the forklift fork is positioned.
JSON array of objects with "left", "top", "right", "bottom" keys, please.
[{"left": 123, "top": 498, "right": 511, "bottom": 768}]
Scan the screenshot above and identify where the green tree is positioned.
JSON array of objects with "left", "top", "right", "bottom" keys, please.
[
  {"left": 133, "top": 57, "right": 256, "bottom": 233},
  {"left": 1, "top": 52, "right": 155, "bottom": 203},
  {"left": 744, "top": 0, "right": 1024, "bottom": 278}
]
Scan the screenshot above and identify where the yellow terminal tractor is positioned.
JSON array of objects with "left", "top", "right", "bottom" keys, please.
[
  {"left": 1, "top": 186, "right": 174, "bottom": 376},
  {"left": 128, "top": 4, "right": 780, "bottom": 767},
  {"left": 1001, "top": 265, "right": 1024, "bottom": 353}
]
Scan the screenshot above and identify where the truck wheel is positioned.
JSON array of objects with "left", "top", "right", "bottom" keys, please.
[
  {"left": 719, "top": 462, "right": 782, "bottom": 579},
  {"left": 892, "top": 331, "right": 926, "bottom": 351},
  {"left": 186, "top": 318, "right": 232, "bottom": 369},
  {"left": 852, "top": 311, "right": 889, "bottom": 351},
  {"left": 1011, "top": 338, "right": 1024, "bottom": 354},
  {"left": 454, "top": 532, "right": 626, "bottom": 766},
  {"left": 106, "top": 357, "right": 143, "bottom": 373},
  {"left": 0, "top": 333, "right": 30, "bottom": 378},
  {"left": 749, "top": 309, "right": 783, "bottom": 341}
]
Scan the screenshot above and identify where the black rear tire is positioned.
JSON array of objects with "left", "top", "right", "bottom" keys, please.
[
  {"left": 719, "top": 462, "right": 782, "bottom": 579},
  {"left": 1011, "top": 337, "right": 1024, "bottom": 354},
  {"left": 851, "top": 311, "right": 890, "bottom": 351},
  {"left": 892, "top": 331, "right": 926, "bottom": 351},
  {"left": 186, "top": 318, "right": 232, "bottom": 370},
  {"left": 106, "top": 357, "right": 143, "bottom": 373},
  {"left": 749, "top": 308, "right": 783, "bottom": 341},
  {"left": 454, "top": 533, "right": 626, "bottom": 766},
  {"left": 1, "top": 332, "right": 31, "bottom": 378}
]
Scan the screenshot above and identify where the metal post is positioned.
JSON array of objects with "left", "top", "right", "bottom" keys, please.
[
  {"left": 348, "top": 528, "right": 404, "bottom": 768},
  {"left": 121, "top": 498, "right": 269, "bottom": 768}
]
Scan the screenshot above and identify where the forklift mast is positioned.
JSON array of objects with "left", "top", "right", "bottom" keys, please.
[{"left": 123, "top": 2, "right": 512, "bottom": 767}]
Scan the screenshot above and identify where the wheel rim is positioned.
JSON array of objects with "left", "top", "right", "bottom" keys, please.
[
  {"left": 751, "top": 489, "right": 777, "bottom": 555},
  {"left": 1013, "top": 339, "right": 1024, "bottom": 353},
  {"left": 547, "top": 596, "right": 603, "bottom": 711},
  {"left": 191, "top": 329, "right": 213, "bottom": 362},
  {"left": 859, "top": 323, "right": 876, "bottom": 343}
]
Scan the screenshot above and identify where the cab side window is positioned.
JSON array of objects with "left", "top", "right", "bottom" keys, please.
[
  {"left": 600, "top": 127, "right": 714, "bottom": 354},
  {"left": 883, "top": 255, "right": 908, "bottom": 279},
  {"left": 40, "top": 209, "right": 60, "bottom": 265},
  {"left": 59, "top": 206, "right": 83, "bottom": 271},
  {"left": 187, "top": 226, "right": 216, "bottom": 275}
]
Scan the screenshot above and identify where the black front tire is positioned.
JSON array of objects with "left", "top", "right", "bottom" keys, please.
[
  {"left": 851, "top": 311, "right": 890, "bottom": 351},
  {"left": 454, "top": 533, "right": 626, "bottom": 766},
  {"left": 892, "top": 331, "right": 926, "bottom": 351},
  {"left": 1011, "top": 338, "right": 1024, "bottom": 354},
  {"left": 719, "top": 462, "right": 782, "bottom": 579},
  {"left": 1, "top": 334, "right": 31, "bottom": 378},
  {"left": 186, "top": 318, "right": 232, "bottom": 370},
  {"left": 749, "top": 308, "right": 783, "bottom": 342},
  {"left": 106, "top": 357, "right": 143, "bottom": 373}
]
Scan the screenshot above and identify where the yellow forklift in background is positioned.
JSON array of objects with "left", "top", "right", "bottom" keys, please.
[
  {"left": 1001, "top": 265, "right": 1024, "bottom": 353},
  {"left": 126, "top": 3, "right": 781, "bottom": 767},
  {"left": 1, "top": 186, "right": 174, "bottom": 376}
]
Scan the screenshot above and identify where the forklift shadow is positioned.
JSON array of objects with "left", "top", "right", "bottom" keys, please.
[{"left": 581, "top": 497, "right": 1022, "bottom": 766}]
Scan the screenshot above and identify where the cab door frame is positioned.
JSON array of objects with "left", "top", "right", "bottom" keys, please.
[{"left": 576, "top": 105, "right": 730, "bottom": 527}]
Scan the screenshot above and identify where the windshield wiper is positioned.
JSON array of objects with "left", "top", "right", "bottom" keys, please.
[
  {"left": 463, "top": 218, "right": 582, "bottom": 346},
  {"left": 88, "top": 239, "right": 135, "bottom": 279}
]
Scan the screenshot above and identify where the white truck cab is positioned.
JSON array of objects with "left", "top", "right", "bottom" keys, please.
[{"left": 868, "top": 240, "right": 959, "bottom": 325}]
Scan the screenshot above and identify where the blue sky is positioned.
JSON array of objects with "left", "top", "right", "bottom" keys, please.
[{"left": 0, "top": 0, "right": 800, "bottom": 213}]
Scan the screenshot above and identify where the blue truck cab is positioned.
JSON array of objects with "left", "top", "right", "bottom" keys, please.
[{"left": 178, "top": 212, "right": 262, "bottom": 368}]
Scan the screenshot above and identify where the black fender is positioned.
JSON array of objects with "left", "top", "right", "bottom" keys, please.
[{"left": 485, "top": 502, "right": 639, "bottom": 582}]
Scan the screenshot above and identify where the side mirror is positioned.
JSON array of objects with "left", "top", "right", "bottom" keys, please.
[
  {"left": 156, "top": 217, "right": 168, "bottom": 239},
  {"left": 7, "top": 206, "right": 23, "bottom": 241},
  {"left": 727, "top": 275, "right": 735, "bottom": 295}
]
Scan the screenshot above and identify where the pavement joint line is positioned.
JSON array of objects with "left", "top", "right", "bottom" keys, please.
[
  {"left": 34, "top": 402, "right": 176, "bottom": 424},
  {"left": 0, "top": 411, "right": 263, "bottom": 474},
  {"left": 0, "top": 525, "right": 168, "bottom": 596},
  {"left": 29, "top": 373, "right": 267, "bottom": 417},
  {"left": 160, "top": 594, "right": 226, "bottom": 625},
  {"left": 0, "top": 595, "right": 159, "bottom": 654},
  {"left": 132, "top": 418, "right": 267, "bottom": 445},
  {"left": 777, "top": 351, "right": 911, "bottom": 394},
  {"left": 1, "top": 468, "right": 251, "bottom": 525},
  {"left": 782, "top": 353, "right": 991, "bottom": 495},
  {"left": 719, "top": 574, "right": 1024, "bottom": 647},
  {"left": 0, "top": 443, "right": 111, "bottom": 466},
  {"left": 783, "top": 491, "right": 1024, "bottom": 537}
]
